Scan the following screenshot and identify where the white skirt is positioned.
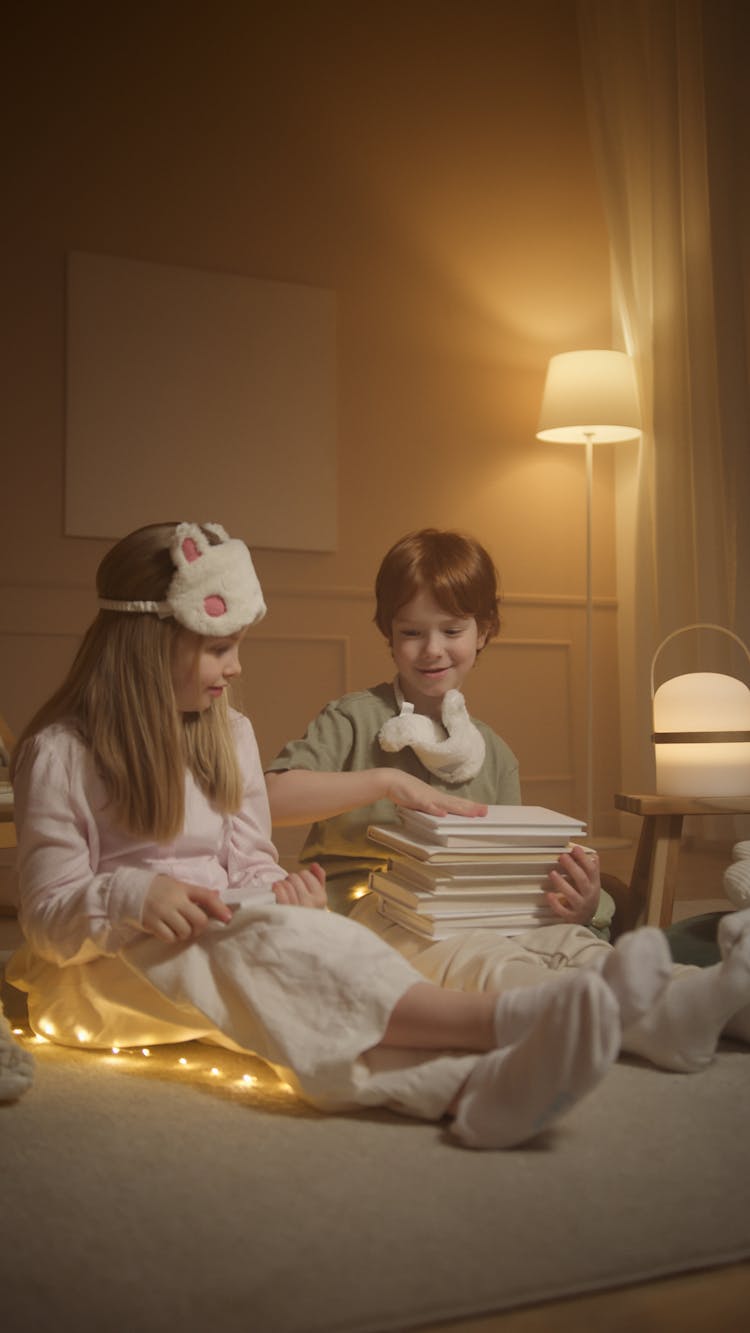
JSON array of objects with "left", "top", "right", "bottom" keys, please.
[{"left": 8, "top": 905, "right": 479, "bottom": 1121}]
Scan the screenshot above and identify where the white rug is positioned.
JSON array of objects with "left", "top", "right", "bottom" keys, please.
[{"left": 1, "top": 1033, "right": 749, "bottom": 1333}]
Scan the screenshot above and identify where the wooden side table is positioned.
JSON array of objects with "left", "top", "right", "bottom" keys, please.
[
  {"left": 0, "top": 785, "right": 17, "bottom": 916},
  {"left": 614, "top": 793, "right": 750, "bottom": 927},
  {"left": 0, "top": 779, "right": 15, "bottom": 851}
]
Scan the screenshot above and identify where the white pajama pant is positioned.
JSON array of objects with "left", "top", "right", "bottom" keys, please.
[
  {"left": 351, "top": 892, "right": 615, "bottom": 991},
  {"left": 8, "top": 905, "right": 479, "bottom": 1122}
]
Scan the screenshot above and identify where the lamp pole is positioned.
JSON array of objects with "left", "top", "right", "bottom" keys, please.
[
  {"left": 535, "top": 349, "right": 642, "bottom": 840},
  {"left": 584, "top": 433, "right": 594, "bottom": 837}
]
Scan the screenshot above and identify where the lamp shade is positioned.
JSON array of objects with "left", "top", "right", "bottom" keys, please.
[
  {"left": 651, "top": 627, "right": 750, "bottom": 797},
  {"left": 536, "top": 350, "right": 641, "bottom": 444}
]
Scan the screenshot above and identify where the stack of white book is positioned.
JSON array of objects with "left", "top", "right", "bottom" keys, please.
[{"left": 367, "top": 805, "right": 587, "bottom": 940}]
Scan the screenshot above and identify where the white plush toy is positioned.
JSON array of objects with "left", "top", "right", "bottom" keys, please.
[
  {"left": 724, "top": 842, "right": 750, "bottom": 909},
  {"left": 0, "top": 999, "right": 34, "bottom": 1102},
  {"left": 378, "top": 687, "right": 486, "bottom": 783}
]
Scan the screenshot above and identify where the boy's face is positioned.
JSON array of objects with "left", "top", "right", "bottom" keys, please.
[
  {"left": 389, "top": 589, "right": 485, "bottom": 717},
  {"left": 171, "top": 630, "right": 246, "bottom": 713}
]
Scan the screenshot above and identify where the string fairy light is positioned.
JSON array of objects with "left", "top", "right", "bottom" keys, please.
[{"left": 11, "top": 1023, "right": 293, "bottom": 1099}]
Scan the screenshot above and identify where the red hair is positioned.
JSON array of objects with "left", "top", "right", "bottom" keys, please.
[{"left": 374, "top": 529, "right": 501, "bottom": 643}]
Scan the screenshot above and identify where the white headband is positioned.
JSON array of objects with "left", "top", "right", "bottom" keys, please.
[{"left": 98, "top": 522, "right": 266, "bottom": 636}]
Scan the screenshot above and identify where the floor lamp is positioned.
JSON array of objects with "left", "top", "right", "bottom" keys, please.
[{"left": 536, "top": 350, "right": 641, "bottom": 837}]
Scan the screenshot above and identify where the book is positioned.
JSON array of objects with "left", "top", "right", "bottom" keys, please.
[
  {"left": 400, "top": 805, "right": 586, "bottom": 835},
  {"left": 377, "top": 897, "right": 556, "bottom": 939},
  {"left": 386, "top": 858, "right": 556, "bottom": 890},
  {"left": 367, "top": 805, "right": 586, "bottom": 941},
  {"left": 369, "top": 871, "right": 551, "bottom": 915},
  {"left": 369, "top": 869, "right": 550, "bottom": 913},
  {"left": 398, "top": 805, "right": 586, "bottom": 848},
  {"left": 397, "top": 828, "right": 580, "bottom": 850},
  {"left": 367, "top": 823, "right": 572, "bottom": 865}
]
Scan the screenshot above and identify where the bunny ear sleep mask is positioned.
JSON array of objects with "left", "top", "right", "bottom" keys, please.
[{"left": 98, "top": 522, "right": 266, "bottom": 636}]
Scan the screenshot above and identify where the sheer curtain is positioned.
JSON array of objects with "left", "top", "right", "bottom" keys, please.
[{"left": 577, "top": 0, "right": 750, "bottom": 819}]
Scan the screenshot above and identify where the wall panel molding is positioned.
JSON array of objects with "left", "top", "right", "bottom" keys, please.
[
  {"left": 0, "top": 580, "right": 618, "bottom": 618},
  {"left": 0, "top": 583, "right": 619, "bottom": 829}
]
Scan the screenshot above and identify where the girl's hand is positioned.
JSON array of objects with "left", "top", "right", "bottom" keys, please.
[
  {"left": 544, "top": 845, "right": 601, "bottom": 925},
  {"left": 142, "top": 875, "right": 233, "bottom": 943},
  {"left": 380, "top": 770, "right": 487, "bottom": 819},
  {"left": 272, "top": 862, "right": 328, "bottom": 910}
]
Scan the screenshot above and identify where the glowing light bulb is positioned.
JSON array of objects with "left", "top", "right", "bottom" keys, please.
[
  {"left": 210, "top": 1066, "right": 220, "bottom": 1077},
  {"left": 111, "top": 1047, "right": 120, "bottom": 1055},
  {"left": 12, "top": 1028, "right": 24, "bottom": 1036},
  {"left": 178, "top": 1057, "right": 188, "bottom": 1066},
  {"left": 40, "top": 1019, "right": 56, "bottom": 1036},
  {"left": 34, "top": 1034, "right": 49, "bottom": 1044},
  {"left": 75, "top": 1027, "right": 92, "bottom": 1043},
  {"left": 242, "top": 1074, "right": 256, "bottom": 1087},
  {"left": 141, "top": 1048, "right": 151, "bottom": 1057}
]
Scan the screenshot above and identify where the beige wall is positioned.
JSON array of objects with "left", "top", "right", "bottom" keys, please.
[{"left": 1, "top": 0, "right": 619, "bottom": 881}]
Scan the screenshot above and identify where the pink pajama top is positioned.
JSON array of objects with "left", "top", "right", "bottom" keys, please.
[{"left": 12, "top": 710, "right": 286, "bottom": 969}]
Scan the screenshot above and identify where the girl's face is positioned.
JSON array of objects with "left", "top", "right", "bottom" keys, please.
[
  {"left": 389, "top": 589, "right": 485, "bottom": 717},
  {"left": 171, "top": 630, "right": 246, "bottom": 713}
]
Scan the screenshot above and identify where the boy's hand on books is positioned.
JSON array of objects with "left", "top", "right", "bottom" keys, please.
[
  {"left": 273, "top": 862, "right": 328, "bottom": 910},
  {"left": 381, "top": 771, "right": 487, "bottom": 819},
  {"left": 544, "top": 844, "right": 601, "bottom": 925},
  {"left": 142, "top": 876, "right": 233, "bottom": 942}
]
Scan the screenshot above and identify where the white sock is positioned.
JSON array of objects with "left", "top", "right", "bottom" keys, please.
[
  {"left": 724, "top": 861, "right": 750, "bottom": 910},
  {"left": 622, "top": 919, "right": 750, "bottom": 1071},
  {"left": 717, "top": 907, "right": 750, "bottom": 1044},
  {"left": 452, "top": 972, "right": 620, "bottom": 1149},
  {"left": 588, "top": 927, "right": 674, "bottom": 1028},
  {"left": 490, "top": 973, "right": 597, "bottom": 1047},
  {"left": 0, "top": 1010, "right": 35, "bottom": 1103},
  {"left": 717, "top": 903, "right": 750, "bottom": 953},
  {"left": 489, "top": 929, "right": 672, "bottom": 1046}
]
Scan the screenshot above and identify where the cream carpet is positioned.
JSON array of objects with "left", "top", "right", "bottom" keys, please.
[{"left": 2, "top": 1027, "right": 749, "bottom": 1333}]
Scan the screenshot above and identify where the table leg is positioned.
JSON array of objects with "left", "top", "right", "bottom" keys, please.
[
  {"left": 627, "top": 817, "right": 655, "bottom": 927},
  {"left": 645, "top": 815, "right": 684, "bottom": 928}
]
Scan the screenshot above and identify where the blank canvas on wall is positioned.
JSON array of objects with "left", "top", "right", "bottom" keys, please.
[{"left": 65, "top": 251, "right": 337, "bottom": 550}]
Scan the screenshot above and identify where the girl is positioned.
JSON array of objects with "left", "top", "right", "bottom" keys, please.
[
  {"left": 266, "top": 528, "right": 750, "bottom": 1073},
  {"left": 7, "top": 520, "right": 690, "bottom": 1150}
]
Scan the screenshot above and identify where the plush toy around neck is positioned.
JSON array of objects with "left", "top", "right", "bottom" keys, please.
[{"left": 378, "top": 681, "right": 486, "bottom": 783}]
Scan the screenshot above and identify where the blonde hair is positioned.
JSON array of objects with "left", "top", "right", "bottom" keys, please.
[{"left": 12, "top": 523, "right": 243, "bottom": 841}]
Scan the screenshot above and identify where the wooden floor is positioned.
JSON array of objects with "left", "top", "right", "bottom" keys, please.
[{"left": 419, "top": 1261, "right": 750, "bottom": 1333}]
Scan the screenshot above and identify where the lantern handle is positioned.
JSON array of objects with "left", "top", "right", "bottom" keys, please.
[{"left": 651, "top": 623, "right": 750, "bottom": 699}]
